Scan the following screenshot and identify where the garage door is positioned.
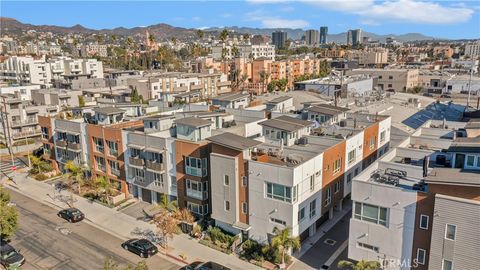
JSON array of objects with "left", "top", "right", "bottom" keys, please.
[{"left": 141, "top": 188, "right": 152, "bottom": 203}]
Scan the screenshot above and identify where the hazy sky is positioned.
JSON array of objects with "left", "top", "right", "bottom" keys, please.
[{"left": 2, "top": 1, "right": 479, "bottom": 39}]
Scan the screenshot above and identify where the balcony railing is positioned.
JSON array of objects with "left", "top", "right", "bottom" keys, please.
[
  {"left": 67, "top": 142, "right": 81, "bottom": 151},
  {"left": 186, "top": 189, "right": 208, "bottom": 201},
  {"left": 111, "top": 168, "right": 121, "bottom": 177},
  {"left": 97, "top": 164, "right": 106, "bottom": 172},
  {"left": 129, "top": 156, "right": 144, "bottom": 167},
  {"left": 146, "top": 160, "right": 164, "bottom": 172},
  {"left": 11, "top": 119, "right": 38, "bottom": 127},
  {"left": 12, "top": 130, "right": 41, "bottom": 139},
  {"left": 185, "top": 166, "right": 206, "bottom": 177},
  {"left": 56, "top": 140, "right": 67, "bottom": 148},
  {"left": 133, "top": 176, "right": 144, "bottom": 183}
]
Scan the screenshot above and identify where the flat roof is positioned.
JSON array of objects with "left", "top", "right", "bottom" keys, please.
[
  {"left": 307, "top": 104, "right": 350, "bottom": 115},
  {"left": 143, "top": 114, "right": 175, "bottom": 121},
  {"left": 259, "top": 115, "right": 313, "bottom": 132},
  {"left": 425, "top": 167, "right": 480, "bottom": 187},
  {"left": 93, "top": 107, "right": 125, "bottom": 115},
  {"left": 175, "top": 117, "right": 212, "bottom": 128},
  {"left": 448, "top": 137, "right": 480, "bottom": 153},
  {"left": 208, "top": 132, "right": 261, "bottom": 151},
  {"left": 267, "top": 96, "right": 292, "bottom": 104},
  {"left": 212, "top": 92, "right": 249, "bottom": 102}
]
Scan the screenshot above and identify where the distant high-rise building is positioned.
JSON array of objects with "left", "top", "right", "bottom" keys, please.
[
  {"left": 305, "top": 30, "right": 320, "bottom": 46},
  {"left": 320, "top": 26, "right": 328, "bottom": 44},
  {"left": 272, "top": 31, "right": 287, "bottom": 49},
  {"left": 347, "top": 29, "right": 362, "bottom": 46}
]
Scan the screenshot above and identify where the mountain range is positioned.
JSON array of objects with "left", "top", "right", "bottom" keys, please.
[{"left": 1, "top": 17, "right": 438, "bottom": 43}]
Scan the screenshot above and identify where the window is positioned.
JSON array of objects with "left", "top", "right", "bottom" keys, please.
[
  {"left": 131, "top": 147, "right": 141, "bottom": 158},
  {"left": 185, "top": 156, "right": 207, "bottom": 177},
  {"left": 420, "top": 215, "right": 429, "bottom": 230},
  {"left": 309, "top": 199, "right": 316, "bottom": 219},
  {"left": 109, "top": 160, "right": 120, "bottom": 176},
  {"left": 324, "top": 187, "right": 331, "bottom": 206},
  {"left": 348, "top": 149, "right": 356, "bottom": 164},
  {"left": 133, "top": 168, "right": 144, "bottom": 182},
  {"left": 43, "top": 143, "right": 50, "bottom": 155},
  {"left": 354, "top": 202, "right": 388, "bottom": 226},
  {"left": 298, "top": 207, "right": 305, "bottom": 222},
  {"left": 93, "top": 137, "right": 104, "bottom": 152},
  {"left": 357, "top": 242, "right": 379, "bottom": 253},
  {"left": 416, "top": 248, "right": 426, "bottom": 265},
  {"left": 242, "top": 202, "right": 248, "bottom": 214},
  {"left": 236, "top": 175, "right": 245, "bottom": 187},
  {"left": 466, "top": 155, "right": 475, "bottom": 167},
  {"left": 388, "top": 76, "right": 393, "bottom": 79},
  {"left": 224, "top": 201, "right": 230, "bottom": 211},
  {"left": 380, "top": 131, "right": 386, "bottom": 143},
  {"left": 266, "top": 182, "right": 297, "bottom": 203},
  {"left": 95, "top": 156, "right": 106, "bottom": 172},
  {"left": 153, "top": 173, "right": 163, "bottom": 187},
  {"left": 310, "top": 175, "right": 315, "bottom": 191},
  {"left": 347, "top": 173, "right": 352, "bottom": 183},
  {"left": 41, "top": 127, "right": 49, "bottom": 139},
  {"left": 107, "top": 141, "right": 118, "bottom": 156},
  {"left": 369, "top": 137, "right": 376, "bottom": 150},
  {"left": 270, "top": 218, "right": 286, "bottom": 226},
  {"left": 334, "top": 182, "right": 340, "bottom": 193},
  {"left": 388, "top": 84, "right": 393, "bottom": 88},
  {"left": 442, "top": 259, "right": 452, "bottom": 270},
  {"left": 186, "top": 179, "right": 207, "bottom": 200},
  {"left": 187, "top": 202, "right": 207, "bottom": 215},
  {"left": 224, "top": 175, "right": 229, "bottom": 186},
  {"left": 445, "top": 224, "right": 456, "bottom": 240},
  {"left": 333, "top": 158, "right": 341, "bottom": 174},
  {"left": 355, "top": 167, "right": 359, "bottom": 176}
]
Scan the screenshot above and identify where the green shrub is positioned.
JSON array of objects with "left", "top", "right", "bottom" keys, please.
[
  {"left": 34, "top": 174, "right": 48, "bottom": 181},
  {"left": 207, "top": 226, "right": 235, "bottom": 245},
  {"left": 242, "top": 239, "right": 264, "bottom": 262}
]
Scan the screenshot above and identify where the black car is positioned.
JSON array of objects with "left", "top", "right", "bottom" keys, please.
[
  {"left": 440, "top": 94, "right": 452, "bottom": 98},
  {"left": 57, "top": 208, "right": 85, "bottom": 223},
  {"left": 0, "top": 243, "right": 25, "bottom": 269},
  {"left": 181, "top": 261, "right": 231, "bottom": 270},
  {"left": 121, "top": 239, "right": 158, "bottom": 258}
]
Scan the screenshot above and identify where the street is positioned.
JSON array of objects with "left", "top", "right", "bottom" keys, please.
[{"left": 7, "top": 189, "right": 180, "bottom": 270}]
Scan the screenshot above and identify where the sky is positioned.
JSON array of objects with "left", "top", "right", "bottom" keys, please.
[{"left": 1, "top": 0, "right": 479, "bottom": 39}]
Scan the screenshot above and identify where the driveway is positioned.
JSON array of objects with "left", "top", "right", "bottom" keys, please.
[{"left": 119, "top": 200, "right": 160, "bottom": 221}]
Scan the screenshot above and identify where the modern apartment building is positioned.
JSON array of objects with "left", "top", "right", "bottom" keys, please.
[
  {"left": 464, "top": 40, "right": 480, "bottom": 59},
  {"left": 347, "top": 68, "right": 419, "bottom": 92},
  {"left": 209, "top": 110, "right": 392, "bottom": 243},
  {"left": 347, "top": 29, "right": 363, "bottom": 46},
  {"left": 0, "top": 84, "right": 41, "bottom": 100},
  {"left": 346, "top": 49, "right": 389, "bottom": 67},
  {"left": 348, "top": 119, "right": 480, "bottom": 270},
  {"left": 211, "top": 44, "right": 275, "bottom": 61}
]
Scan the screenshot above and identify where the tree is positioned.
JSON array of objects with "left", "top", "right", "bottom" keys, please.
[
  {"left": 337, "top": 260, "right": 381, "bottom": 270},
  {"left": 29, "top": 155, "right": 53, "bottom": 175},
  {"left": 196, "top": 29, "right": 204, "bottom": 40},
  {"left": 94, "top": 176, "right": 115, "bottom": 200},
  {"left": 64, "top": 160, "right": 86, "bottom": 196},
  {"left": 271, "top": 227, "right": 300, "bottom": 269},
  {"left": 259, "top": 70, "right": 270, "bottom": 93},
  {"left": 78, "top": 96, "right": 86, "bottom": 107},
  {"left": 154, "top": 210, "right": 179, "bottom": 251},
  {"left": 0, "top": 187, "right": 19, "bottom": 240},
  {"left": 171, "top": 37, "right": 177, "bottom": 46},
  {"left": 243, "top": 33, "right": 250, "bottom": 41},
  {"left": 174, "top": 208, "right": 194, "bottom": 224},
  {"left": 131, "top": 88, "right": 141, "bottom": 103},
  {"left": 219, "top": 29, "right": 229, "bottom": 43}
]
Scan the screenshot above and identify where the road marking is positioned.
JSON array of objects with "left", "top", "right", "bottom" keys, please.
[{"left": 323, "top": 240, "right": 348, "bottom": 267}]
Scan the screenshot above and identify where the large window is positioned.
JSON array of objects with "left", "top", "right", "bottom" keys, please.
[
  {"left": 333, "top": 158, "right": 341, "bottom": 174},
  {"left": 354, "top": 202, "right": 388, "bottom": 226},
  {"left": 266, "top": 182, "right": 297, "bottom": 203},
  {"left": 324, "top": 187, "right": 331, "bottom": 206},
  {"left": 93, "top": 137, "right": 104, "bottom": 152},
  {"left": 109, "top": 160, "right": 120, "bottom": 176},
  {"left": 41, "top": 127, "right": 49, "bottom": 139},
  {"left": 187, "top": 202, "right": 208, "bottom": 215},
  {"left": 380, "top": 130, "right": 386, "bottom": 143},
  {"left": 153, "top": 173, "right": 163, "bottom": 187},
  {"left": 309, "top": 175, "right": 315, "bottom": 191},
  {"left": 186, "top": 179, "right": 208, "bottom": 200},
  {"left": 185, "top": 156, "right": 207, "bottom": 177},
  {"left": 309, "top": 199, "right": 316, "bottom": 219},
  {"left": 95, "top": 156, "right": 106, "bottom": 172},
  {"left": 298, "top": 207, "right": 305, "bottom": 222},
  {"left": 348, "top": 149, "right": 356, "bottom": 165},
  {"left": 445, "top": 224, "right": 456, "bottom": 240},
  {"left": 107, "top": 140, "right": 118, "bottom": 156},
  {"left": 130, "top": 147, "right": 142, "bottom": 158},
  {"left": 369, "top": 136, "right": 376, "bottom": 149}
]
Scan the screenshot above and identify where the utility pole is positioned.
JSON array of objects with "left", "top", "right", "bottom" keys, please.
[{"left": 1, "top": 96, "right": 15, "bottom": 169}]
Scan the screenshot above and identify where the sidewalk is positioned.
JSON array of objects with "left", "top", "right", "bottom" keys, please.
[{"left": 5, "top": 172, "right": 262, "bottom": 270}]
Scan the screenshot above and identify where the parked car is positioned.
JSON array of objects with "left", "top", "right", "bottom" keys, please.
[
  {"left": 440, "top": 94, "right": 452, "bottom": 98},
  {"left": 57, "top": 208, "right": 85, "bottom": 223},
  {"left": 181, "top": 261, "right": 231, "bottom": 270},
  {"left": 0, "top": 243, "right": 25, "bottom": 269},
  {"left": 121, "top": 239, "right": 158, "bottom": 258}
]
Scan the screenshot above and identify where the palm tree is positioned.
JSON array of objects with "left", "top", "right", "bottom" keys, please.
[
  {"left": 94, "top": 176, "right": 115, "bottom": 201},
  {"left": 337, "top": 260, "right": 381, "bottom": 270},
  {"left": 64, "top": 161, "right": 86, "bottom": 197},
  {"left": 259, "top": 70, "right": 270, "bottom": 93},
  {"left": 271, "top": 227, "right": 300, "bottom": 269},
  {"left": 219, "top": 29, "right": 229, "bottom": 43},
  {"left": 240, "top": 74, "right": 249, "bottom": 90},
  {"left": 196, "top": 29, "right": 204, "bottom": 40},
  {"left": 243, "top": 33, "right": 250, "bottom": 41}
]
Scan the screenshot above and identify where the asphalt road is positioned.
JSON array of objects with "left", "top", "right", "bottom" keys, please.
[{"left": 8, "top": 189, "right": 180, "bottom": 270}]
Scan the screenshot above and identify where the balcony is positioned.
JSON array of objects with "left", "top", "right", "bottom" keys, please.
[
  {"left": 11, "top": 119, "right": 38, "bottom": 127},
  {"left": 129, "top": 156, "right": 144, "bottom": 167},
  {"left": 146, "top": 160, "right": 164, "bottom": 172},
  {"left": 56, "top": 140, "right": 67, "bottom": 148},
  {"left": 111, "top": 168, "right": 121, "bottom": 177},
  {"left": 97, "top": 165, "right": 106, "bottom": 172},
  {"left": 185, "top": 166, "right": 206, "bottom": 177},
  {"left": 186, "top": 189, "right": 208, "bottom": 201},
  {"left": 67, "top": 142, "right": 81, "bottom": 151},
  {"left": 12, "top": 129, "right": 41, "bottom": 139}
]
